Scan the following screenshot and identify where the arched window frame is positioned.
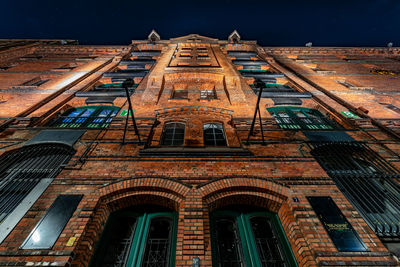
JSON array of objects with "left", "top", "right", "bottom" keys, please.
[
  {"left": 50, "top": 105, "right": 120, "bottom": 128},
  {"left": 203, "top": 122, "right": 227, "bottom": 146},
  {"left": 161, "top": 122, "right": 186, "bottom": 146},
  {"left": 89, "top": 210, "right": 178, "bottom": 267},
  {"left": 210, "top": 210, "right": 297, "bottom": 267},
  {"left": 267, "top": 106, "right": 337, "bottom": 130}
]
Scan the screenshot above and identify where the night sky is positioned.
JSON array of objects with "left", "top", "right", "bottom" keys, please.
[{"left": 1, "top": 0, "right": 399, "bottom": 47}]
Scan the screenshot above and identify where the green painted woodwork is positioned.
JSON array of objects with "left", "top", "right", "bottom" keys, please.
[
  {"left": 210, "top": 210, "right": 297, "bottom": 267},
  {"left": 97, "top": 82, "right": 123, "bottom": 88},
  {"left": 89, "top": 210, "right": 177, "bottom": 267}
]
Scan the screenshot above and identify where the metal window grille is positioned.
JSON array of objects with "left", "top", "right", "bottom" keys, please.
[
  {"left": 50, "top": 106, "right": 120, "bottom": 128},
  {"left": 309, "top": 141, "right": 400, "bottom": 237},
  {"left": 268, "top": 107, "right": 336, "bottom": 130},
  {"left": 203, "top": 123, "right": 227, "bottom": 146},
  {"left": 161, "top": 123, "right": 185, "bottom": 146},
  {"left": 250, "top": 216, "right": 288, "bottom": 266},
  {"left": 200, "top": 90, "right": 216, "bottom": 100},
  {"left": 214, "top": 217, "right": 244, "bottom": 266},
  {"left": 0, "top": 144, "right": 74, "bottom": 226},
  {"left": 141, "top": 217, "right": 173, "bottom": 267}
]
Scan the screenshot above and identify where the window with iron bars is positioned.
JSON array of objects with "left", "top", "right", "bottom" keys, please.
[
  {"left": 211, "top": 209, "right": 296, "bottom": 267},
  {"left": 89, "top": 209, "right": 177, "bottom": 267},
  {"left": 0, "top": 144, "right": 74, "bottom": 243},
  {"left": 200, "top": 89, "right": 216, "bottom": 100},
  {"left": 268, "top": 106, "right": 336, "bottom": 130},
  {"left": 309, "top": 141, "right": 400, "bottom": 237},
  {"left": 50, "top": 106, "right": 120, "bottom": 128}
]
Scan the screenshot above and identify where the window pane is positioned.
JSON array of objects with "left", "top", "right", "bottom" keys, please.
[
  {"left": 21, "top": 195, "right": 83, "bottom": 249},
  {"left": 102, "top": 217, "right": 137, "bottom": 267},
  {"left": 161, "top": 123, "right": 185, "bottom": 146},
  {"left": 214, "top": 217, "right": 244, "bottom": 267},
  {"left": 51, "top": 106, "right": 120, "bottom": 128},
  {"left": 203, "top": 123, "right": 226, "bottom": 146},
  {"left": 141, "top": 217, "right": 173, "bottom": 267},
  {"left": 250, "top": 216, "right": 287, "bottom": 266}
]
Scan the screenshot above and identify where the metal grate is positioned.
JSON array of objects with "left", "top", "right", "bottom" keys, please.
[
  {"left": 250, "top": 216, "right": 288, "bottom": 267},
  {"left": 214, "top": 217, "right": 244, "bottom": 267},
  {"left": 141, "top": 217, "right": 173, "bottom": 267},
  {"left": 310, "top": 142, "right": 400, "bottom": 237},
  {"left": 0, "top": 144, "right": 74, "bottom": 224}
]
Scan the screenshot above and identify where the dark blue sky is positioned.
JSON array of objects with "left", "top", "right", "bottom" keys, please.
[{"left": 1, "top": 0, "right": 399, "bottom": 47}]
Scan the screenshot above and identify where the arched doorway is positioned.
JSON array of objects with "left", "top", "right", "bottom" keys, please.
[
  {"left": 89, "top": 205, "right": 177, "bottom": 267},
  {"left": 210, "top": 205, "right": 297, "bottom": 267}
]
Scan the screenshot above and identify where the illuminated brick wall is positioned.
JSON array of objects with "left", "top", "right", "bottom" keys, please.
[{"left": 0, "top": 35, "right": 399, "bottom": 266}]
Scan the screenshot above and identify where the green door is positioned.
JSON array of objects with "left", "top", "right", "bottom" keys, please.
[
  {"left": 211, "top": 209, "right": 297, "bottom": 267},
  {"left": 89, "top": 210, "right": 177, "bottom": 267}
]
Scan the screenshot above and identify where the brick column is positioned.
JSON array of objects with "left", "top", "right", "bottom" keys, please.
[{"left": 175, "top": 188, "right": 208, "bottom": 266}]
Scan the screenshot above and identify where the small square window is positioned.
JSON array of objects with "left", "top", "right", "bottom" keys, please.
[
  {"left": 173, "top": 90, "right": 188, "bottom": 99},
  {"left": 200, "top": 90, "right": 216, "bottom": 100},
  {"left": 21, "top": 78, "right": 50, "bottom": 87}
]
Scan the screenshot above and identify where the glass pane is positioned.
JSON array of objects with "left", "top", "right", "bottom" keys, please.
[
  {"left": 214, "top": 217, "right": 244, "bottom": 267},
  {"left": 141, "top": 217, "right": 172, "bottom": 267},
  {"left": 81, "top": 108, "right": 96, "bottom": 117},
  {"left": 22, "top": 195, "right": 83, "bottom": 249},
  {"left": 162, "top": 123, "right": 185, "bottom": 146},
  {"left": 250, "top": 216, "right": 287, "bottom": 267},
  {"left": 203, "top": 123, "right": 226, "bottom": 146},
  {"left": 99, "top": 216, "right": 137, "bottom": 267}
]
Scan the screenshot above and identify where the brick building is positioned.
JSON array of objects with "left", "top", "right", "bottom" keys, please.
[{"left": 1, "top": 32, "right": 400, "bottom": 266}]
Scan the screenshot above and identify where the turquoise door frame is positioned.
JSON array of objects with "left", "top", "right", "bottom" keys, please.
[
  {"left": 211, "top": 210, "right": 298, "bottom": 267},
  {"left": 89, "top": 211, "right": 177, "bottom": 267}
]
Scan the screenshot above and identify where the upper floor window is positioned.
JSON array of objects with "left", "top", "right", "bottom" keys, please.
[
  {"left": 267, "top": 106, "right": 336, "bottom": 130},
  {"left": 172, "top": 89, "right": 188, "bottom": 99},
  {"left": 161, "top": 122, "right": 185, "bottom": 146},
  {"left": 21, "top": 77, "right": 49, "bottom": 87},
  {"left": 50, "top": 106, "right": 120, "bottom": 128},
  {"left": 200, "top": 89, "right": 216, "bottom": 100},
  {"left": 203, "top": 123, "right": 227, "bottom": 146}
]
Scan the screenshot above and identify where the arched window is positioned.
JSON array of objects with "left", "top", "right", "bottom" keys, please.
[
  {"left": 50, "top": 105, "right": 120, "bottom": 128},
  {"left": 161, "top": 122, "right": 185, "bottom": 146},
  {"left": 267, "top": 106, "right": 336, "bottom": 130},
  {"left": 203, "top": 123, "right": 227, "bottom": 146},
  {"left": 89, "top": 208, "right": 177, "bottom": 267},
  {"left": 211, "top": 208, "right": 296, "bottom": 267},
  {"left": 0, "top": 144, "right": 74, "bottom": 243}
]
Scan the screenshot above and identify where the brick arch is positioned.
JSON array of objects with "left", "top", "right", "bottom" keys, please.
[
  {"left": 199, "top": 177, "right": 289, "bottom": 212},
  {"left": 72, "top": 178, "right": 190, "bottom": 267},
  {"left": 99, "top": 178, "right": 190, "bottom": 210},
  {"left": 198, "top": 177, "right": 315, "bottom": 267}
]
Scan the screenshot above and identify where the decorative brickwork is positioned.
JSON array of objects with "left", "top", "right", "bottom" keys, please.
[{"left": 0, "top": 36, "right": 400, "bottom": 266}]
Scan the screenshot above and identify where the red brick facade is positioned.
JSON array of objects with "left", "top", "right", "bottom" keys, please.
[{"left": 0, "top": 34, "right": 400, "bottom": 266}]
